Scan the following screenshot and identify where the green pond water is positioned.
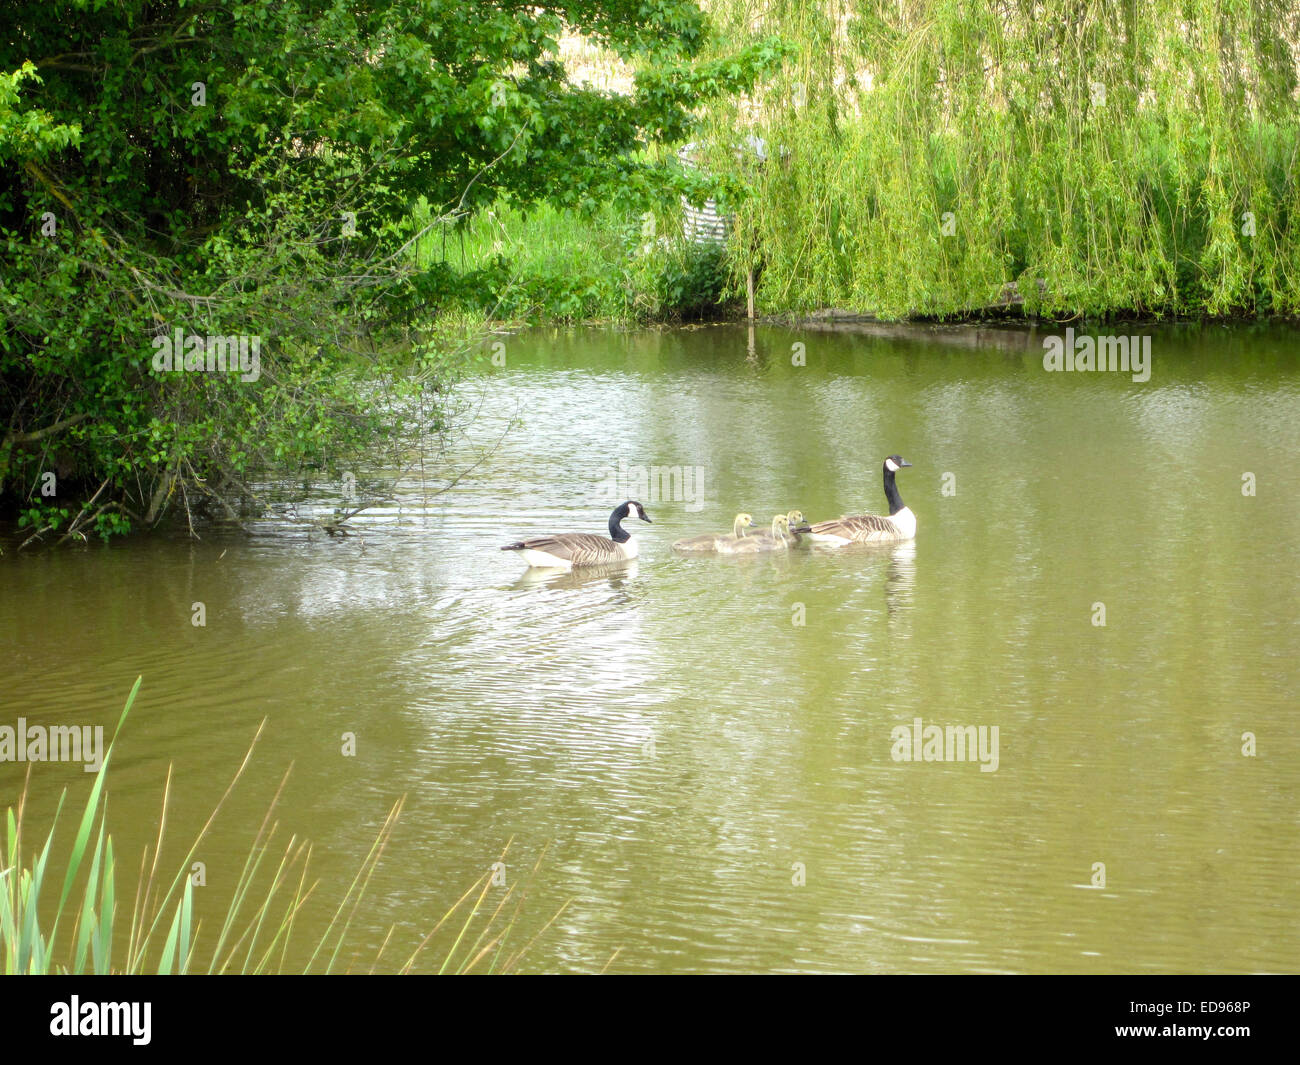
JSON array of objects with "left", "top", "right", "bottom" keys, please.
[{"left": 2, "top": 320, "right": 1298, "bottom": 973}]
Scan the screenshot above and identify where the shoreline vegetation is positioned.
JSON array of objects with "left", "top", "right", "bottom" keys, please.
[
  {"left": 448, "top": 1, "right": 1300, "bottom": 328},
  {"left": 724, "top": 0, "right": 1300, "bottom": 324},
  {"left": 4, "top": 1, "right": 1300, "bottom": 542},
  {"left": 1, "top": 2, "right": 785, "bottom": 539}
]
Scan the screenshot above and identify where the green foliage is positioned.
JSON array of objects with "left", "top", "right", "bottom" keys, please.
[
  {"left": 700, "top": 0, "right": 1300, "bottom": 320},
  {"left": 91, "top": 510, "right": 130, "bottom": 541},
  {"left": 1, "top": 2, "right": 782, "bottom": 538},
  {"left": 0, "top": 61, "right": 80, "bottom": 161},
  {"left": 17, "top": 503, "right": 68, "bottom": 531}
]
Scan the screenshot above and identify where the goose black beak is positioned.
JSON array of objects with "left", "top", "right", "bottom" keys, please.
[
  {"left": 641, "top": 513, "right": 653, "bottom": 523},
  {"left": 899, "top": 460, "right": 913, "bottom": 467}
]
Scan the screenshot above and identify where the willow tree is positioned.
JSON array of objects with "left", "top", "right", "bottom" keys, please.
[
  {"left": 0, "top": 1, "right": 784, "bottom": 542},
  {"left": 701, "top": 0, "right": 1300, "bottom": 319}
]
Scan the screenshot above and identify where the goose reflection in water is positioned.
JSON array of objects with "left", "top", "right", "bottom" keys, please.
[
  {"left": 804, "top": 536, "right": 916, "bottom": 618},
  {"left": 883, "top": 538, "right": 917, "bottom": 619},
  {"left": 512, "top": 558, "right": 640, "bottom": 593}
]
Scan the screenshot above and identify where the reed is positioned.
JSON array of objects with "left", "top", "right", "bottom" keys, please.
[{"left": 0, "top": 678, "right": 559, "bottom": 974}]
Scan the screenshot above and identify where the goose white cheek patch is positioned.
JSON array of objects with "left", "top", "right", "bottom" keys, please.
[{"left": 885, "top": 458, "right": 900, "bottom": 472}]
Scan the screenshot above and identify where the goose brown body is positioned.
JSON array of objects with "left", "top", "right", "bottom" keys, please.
[{"left": 503, "top": 501, "right": 652, "bottom": 569}]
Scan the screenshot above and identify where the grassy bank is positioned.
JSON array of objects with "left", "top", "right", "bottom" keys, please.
[{"left": 413, "top": 197, "right": 734, "bottom": 324}]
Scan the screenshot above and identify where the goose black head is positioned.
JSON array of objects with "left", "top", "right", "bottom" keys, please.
[
  {"left": 617, "top": 500, "right": 652, "bottom": 524},
  {"left": 883, "top": 455, "right": 912, "bottom": 473},
  {"left": 609, "top": 500, "right": 651, "bottom": 542}
]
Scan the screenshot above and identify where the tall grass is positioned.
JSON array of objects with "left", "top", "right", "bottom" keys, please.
[
  {"left": 1, "top": 678, "right": 562, "bottom": 974},
  {"left": 414, "top": 197, "right": 733, "bottom": 323},
  {"left": 698, "top": 0, "right": 1300, "bottom": 319}
]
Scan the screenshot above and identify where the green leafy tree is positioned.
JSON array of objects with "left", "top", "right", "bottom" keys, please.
[{"left": 0, "top": 1, "right": 784, "bottom": 541}]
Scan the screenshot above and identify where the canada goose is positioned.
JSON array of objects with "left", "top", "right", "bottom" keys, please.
[
  {"left": 672, "top": 513, "right": 755, "bottom": 553},
  {"left": 502, "top": 501, "right": 652, "bottom": 568},
  {"left": 805, "top": 455, "right": 916, "bottom": 545},
  {"left": 718, "top": 514, "right": 797, "bottom": 554}
]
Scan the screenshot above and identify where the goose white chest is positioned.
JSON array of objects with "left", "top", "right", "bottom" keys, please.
[{"left": 891, "top": 506, "right": 917, "bottom": 540}]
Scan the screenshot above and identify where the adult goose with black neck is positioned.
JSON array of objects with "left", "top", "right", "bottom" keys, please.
[
  {"left": 501, "top": 501, "right": 652, "bottom": 569},
  {"left": 805, "top": 456, "right": 916, "bottom": 545}
]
